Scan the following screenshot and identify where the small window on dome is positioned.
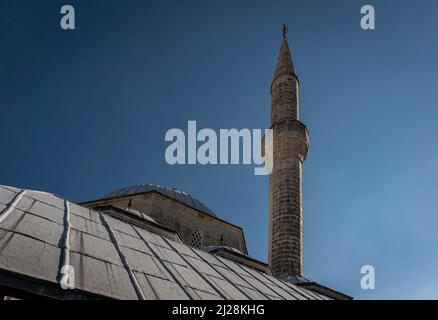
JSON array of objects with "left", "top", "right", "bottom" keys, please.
[{"left": 191, "top": 228, "right": 203, "bottom": 249}]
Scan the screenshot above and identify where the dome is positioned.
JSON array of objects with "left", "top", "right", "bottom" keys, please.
[{"left": 103, "top": 184, "right": 216, "bottom": 217}]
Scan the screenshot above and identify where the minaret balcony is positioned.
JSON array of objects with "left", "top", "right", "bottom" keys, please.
[
  {"left": 271, "top": 120, "right": 309, "bottom": 161},
  {"left": 271, "top": 120, "right": 309, "bottom": 140}
]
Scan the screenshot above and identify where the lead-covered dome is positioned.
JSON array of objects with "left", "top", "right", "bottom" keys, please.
[{"left": 103, "top": 184, "right": 216, "bottom": 217}]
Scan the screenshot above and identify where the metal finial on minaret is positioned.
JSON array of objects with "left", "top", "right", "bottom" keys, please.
[{"left": 282, "top": 24, "right": 288, "bottom": 39}]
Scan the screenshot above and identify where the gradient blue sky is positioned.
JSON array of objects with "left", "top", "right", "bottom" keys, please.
[{"left": 1, "top": 0, "right": 438, "bottom": 299}]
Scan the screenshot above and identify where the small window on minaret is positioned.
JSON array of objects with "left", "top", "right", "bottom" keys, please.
[{"left": 191, "top": 228, "right": 203, "bottom": 249}]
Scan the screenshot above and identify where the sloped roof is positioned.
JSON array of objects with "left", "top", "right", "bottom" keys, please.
[
  {"left": 0, "top": 184, "right": 332, "bottom": 300},
  {"left": 103, "top": 184, "right": 217, "bottom": 217}
]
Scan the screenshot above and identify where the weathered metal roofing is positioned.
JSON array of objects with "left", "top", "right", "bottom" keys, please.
[
  {"left": 103, "top": 184, "right": 217, "bottom": 217},
  {"left": 0, "top": 185, "right": 332, "bottom": 300}
]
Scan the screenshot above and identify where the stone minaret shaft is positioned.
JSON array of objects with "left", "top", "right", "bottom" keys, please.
[{"left": 268, "top": 28, "right": 309, "bottom": 278}]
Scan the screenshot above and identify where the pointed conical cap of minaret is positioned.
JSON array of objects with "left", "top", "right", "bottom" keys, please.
[{"left": 272, "top": 37, "right": 297, "bottom": 84}]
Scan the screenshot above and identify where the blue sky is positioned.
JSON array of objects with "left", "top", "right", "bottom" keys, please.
[{"left": 1, "top": 0, "right": 438, "bottom": 299}]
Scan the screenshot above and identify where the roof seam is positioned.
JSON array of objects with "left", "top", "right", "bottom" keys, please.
[
  {"left": 227, "top": 258, "right": 285, "bottom": 299},
  {"left": 217, "top": 257, "right": 275, "bottom": 300},
  {"left": 186, "top": 246, "right": 252, "bottom": 300},
  {"left": 131, "top": 225, "right": 193, "bottom": 300},
  {"left": 58, "top": 200, "right": 72, "bottom": 289},
  {"left": 282, "top": 280, "right": 318, "bottom": 300},
  {"left": 295, "top": 285, "right": 322, "bottom": 300},
  {"left": 0, "top": 190, "right": 26, "bottom": 225},
  {"left": 248, "top": 266, "right": 302, "bottom": 300},
  {"left": 253, "top": 273, "right": 294, "bottom": 300},
  {"left": 0, "top": 226, "right": 62, "bottom": 248},
  {"left": 99, "top": 213, "right": 146, "bottom": 300},
  {"left": 162, "top": 237, "right": 227, "bottom": 300}
]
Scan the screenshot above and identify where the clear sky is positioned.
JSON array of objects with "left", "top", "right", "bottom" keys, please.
[{"left": 1, "top": 0, "right": 438, "bottom": 299}]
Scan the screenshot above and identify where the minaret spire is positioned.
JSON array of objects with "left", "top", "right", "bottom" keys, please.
[
  {"left": 271, "top": 27, "right": 298, "bottom": 123},
  {"left": 273, "top": 37, "right": 297, "bottom": 77},
  {"left": 268, "top": 27, "right": 309, "bottom": 278}
]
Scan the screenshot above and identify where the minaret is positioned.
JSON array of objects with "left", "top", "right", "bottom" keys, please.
[{"left": 268, "top": 26, "right": 309, "bottom": 278}]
